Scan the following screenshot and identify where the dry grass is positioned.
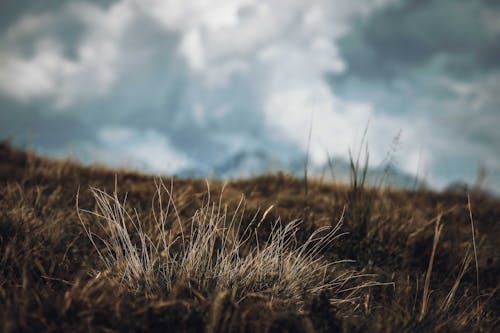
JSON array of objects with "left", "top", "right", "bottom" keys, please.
[
  {"left": 78, "top": 179, "right": 379, "bottom": 308},
  {"left": 1, "top": 141, "right": 499, "bottom": 332},
  {"left": 419, "top": 214, "right": 443, "bottom": 321}
]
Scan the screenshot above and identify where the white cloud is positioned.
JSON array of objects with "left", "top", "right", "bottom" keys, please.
[
  {"left": 133, "top": 0, "right": 246, "bottom": 31},
  {"left": 96, "top": 126, "right": 193, "bottom": 173},
  {"left": 0, "top": 1, "right": 131, "bottom": 108},
  {"left": 264, "top": 81, "right": 375, "bottom": 164},
  {"left": 5, "top": 0, "right": 494, "bottom": 190},
  {"left": 0, "top": 39, "right": 67, "bottom": 101},
  {"left": 0, "top": 0, "right": 391, "bottom": 107}
]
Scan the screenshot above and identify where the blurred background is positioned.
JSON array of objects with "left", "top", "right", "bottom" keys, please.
[{"left": 0, "top": 0, "right": 499, "bottom": 193}]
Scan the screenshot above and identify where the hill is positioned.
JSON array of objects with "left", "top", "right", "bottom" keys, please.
[{"left": 0, "top": 142, "right": 498, "bottom": 332}]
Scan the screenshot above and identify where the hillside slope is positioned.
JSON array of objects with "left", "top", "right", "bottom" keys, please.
[{"left": 0, "top": 142, "right": 498, "bottom": 332}]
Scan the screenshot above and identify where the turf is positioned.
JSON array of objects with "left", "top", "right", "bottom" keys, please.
[{"left": 0, "top": 141, "right": 498, "bottom": 332}]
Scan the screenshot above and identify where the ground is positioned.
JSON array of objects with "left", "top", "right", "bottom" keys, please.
[{"left": 0, "top": 141, "right": 498, "bottom": 332}]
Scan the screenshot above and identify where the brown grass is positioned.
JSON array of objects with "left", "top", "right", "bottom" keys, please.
[
  {"left": 78, "top": 179, "right": 370, "bottom": 307},
  {"left": 0, "top": 141, "right": 499, "bottom": 332}
]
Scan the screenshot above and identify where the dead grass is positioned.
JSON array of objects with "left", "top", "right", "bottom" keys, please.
[
  {"left": 77, "top": 179, "right": 380, "bottom": 309},
  {"left": 1, "top": 141, "right": 499, "bottom": 332}
]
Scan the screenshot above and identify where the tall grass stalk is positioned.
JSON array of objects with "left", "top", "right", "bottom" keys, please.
[{"left": 419, "top": 214, "right": 443, "bottom": 321}]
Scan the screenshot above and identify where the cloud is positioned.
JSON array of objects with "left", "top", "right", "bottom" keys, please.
[
  {"left": 94, "top": 126, "right": 193, "bottom": 173},
  {"left": 338, "top": 0, "right": 500, "bottom": 79},
  {"left": 0, "top": 0, "right": 392, "bottom": 113},
  {"left": 329, "top": 0, "right": 500, "bottom": 189},
  {"left": 0, "top": 1, "right": 131, "bottom": 108},
  {"left": 0, "top": 0, "right": 498, "bottom": 192}
]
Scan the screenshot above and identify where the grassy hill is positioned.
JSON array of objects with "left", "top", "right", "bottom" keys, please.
[{"left": 0, "top": 141, "right": 498, "bottom": 332}]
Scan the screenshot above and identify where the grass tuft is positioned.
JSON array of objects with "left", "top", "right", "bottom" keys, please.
[{"left": 77, "top": 179, "right": 372, "bottom": 308}]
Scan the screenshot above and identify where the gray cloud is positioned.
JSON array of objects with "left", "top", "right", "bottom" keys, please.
[
  {"left": 338, "top": 0, "right": 500, "bottom": 80},
  {"left": 0, "top": 0, "right": 117, "bottom": 32},
  {"left": 0, "top": 0, "right": 298, "bottom": 172},
  {"left": 0, "top": 0, "right": 498, "bottom": 192},
  {"left": 329, "top": 0, "right": 500, "bottom": 189}
]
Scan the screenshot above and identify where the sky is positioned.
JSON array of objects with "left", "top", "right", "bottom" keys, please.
[{"left": 0, "top": 0, "right": 499, "bottom": 192}]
